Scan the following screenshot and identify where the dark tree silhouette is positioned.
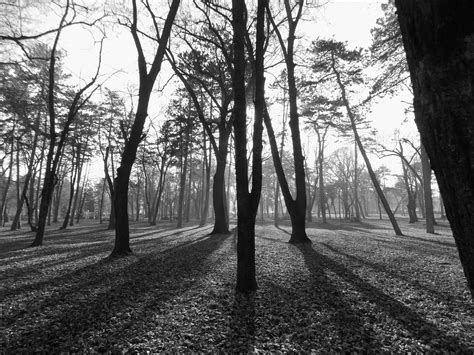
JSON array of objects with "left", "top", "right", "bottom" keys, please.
[
  {"left": 395, "top": 0, "right": 474, "bottom": 298},
  {"left": 232, "top": 0, "right": 266, "bottom": 293},
  {"left": 111, "top": 0, "right": 180, "bottom": 256}
]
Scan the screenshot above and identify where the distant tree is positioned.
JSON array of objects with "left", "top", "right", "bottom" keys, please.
[
  {"left": 166, "top": 2, "right": 234, "bottom": 234},
  {"left": 29, "top": 2, "right": 103, "bottom": 246},
  {"left": 301, "top": 95, "right": 341, "bottom": 223},
  {"left": 395, "top": 0, "right": 474, "bottom": 298},
  {"left": 309, "top": 39, "right": 403, "bottom": 235}
]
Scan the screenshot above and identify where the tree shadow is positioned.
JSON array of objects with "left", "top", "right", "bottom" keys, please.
[
  {"left": 320, "top": 242, "right": 465, "bottom": 306},
  {"left": 3, "top": 231, "right": 231, "bottom": 352},
  {"left": 222, "top": 292, "right": 256, "bottom": 352},
  {"left": 294, "top": 243, "right": 384, "bottom": 351},
  {"left": 296, "top": 244, "right": 471, "bottom": 351}
]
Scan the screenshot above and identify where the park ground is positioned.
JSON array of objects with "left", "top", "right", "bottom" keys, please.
[{"left": 1, "top": 217, "right": 473, "bottom": 352}]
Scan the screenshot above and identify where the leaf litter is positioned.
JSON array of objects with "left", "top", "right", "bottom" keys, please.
[{"left": 0, "top": 218, "right": 472, "bottom": 352}]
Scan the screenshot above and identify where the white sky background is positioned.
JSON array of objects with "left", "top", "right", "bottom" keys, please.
[{"left": 9, "top": 0, "right": 418, "bottom": 183}]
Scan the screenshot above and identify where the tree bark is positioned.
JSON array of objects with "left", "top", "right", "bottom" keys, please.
[
  {"left": 233, "top": 0, "right": 266, "bottom": 293},
  {"left": 395, "top": 0, "right": 474, "bottom": 297}
]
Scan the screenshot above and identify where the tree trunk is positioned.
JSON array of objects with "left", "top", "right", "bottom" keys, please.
[
  {"left": 332, "top": 56, "right": 403, "bottom": 236},
  {"left": 11, "top": 107, "right": 41, "bottom": 230},
  {"left": 177, "top": 128, "right": 189, "bottom": 228},
  {"left": 0, "top": 140, "right": 14, "bottom": 227},
  {"left": 353, "top": 141, "right": 361, "bottom": 222},
  {"left": 99, "top": 179, "right": 106, "bottom": 224},
  {"left": 396, "top": 0, "right": 474, "bottom": 297},
  {"left": 135, "top": 178, "right": 140, "bottom": 222},
  {"left": 200, "top": 134, "right": 211, "bottom": 227},
  {"left": 265, "top": 0, "right": 310, "bottom": 243},
  {"left": 233, "top": 0, "right": 265, "bottom": 293},
  {"left": 317, "top": 131, "right": 326, "bottom": 224},
  {"left": 211, "top": 159, "right": 229, "bottom": 234},
  {"left": 112, "top": 0, "right": 180, "bottom": 257},
  {"left": 421, "top": 144, "right": 435, "bottom": 233},
  {"left": 69, "top": 147, "right": 84, "bottom": 227}
]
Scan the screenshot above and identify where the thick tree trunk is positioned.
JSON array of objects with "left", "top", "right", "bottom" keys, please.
[
  {"left": 396, "top": 0, "right": 474, "bottom": 297},
  {"left": 211, "top": 160, "right": 229, "bottom": 234},
  {"left": 112, "top": 88, "right": 153, "bottom": 256},
  {"left": 233, "top": 0, "right": 266, "bottom": 293}
]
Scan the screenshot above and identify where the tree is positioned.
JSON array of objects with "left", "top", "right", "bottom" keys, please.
[
  {"left": 395, "top": 0, "right": 474, "bottom": 298},
  {"left": 309, "top": 39, "right": 403, "bottom": 236},
  {"left": 420, "top": 144, "right": 435, "bottom": 233},
  {"left": 29, "top": 1, "right": 103, "bottom": 246},
  {"left": 166, "top": 2, "right": 235, "bottom": 234},
  {"left": 262, "top": 1, "right": 311, "bottom": 243},
  {"left": 232, "top": 0, "right": 266, "bottom": 293},
  {"left": 371, "top": 0, "right": 435, "bottom": 233},
  {"left": 111, "top": 0, "right": 181, "bottom": 256},
  {"left": 301, "top": 95, "right": 341, "bottom": 224}
]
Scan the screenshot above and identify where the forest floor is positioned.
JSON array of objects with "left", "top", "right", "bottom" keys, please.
[{"left": 1, "top": 217, "right": 473, "bottom": 353}]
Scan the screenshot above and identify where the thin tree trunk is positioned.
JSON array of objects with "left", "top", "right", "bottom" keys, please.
[
  {"left": 265, "top": 1, "right": 310, "bottom": 243},
  {"left": 200, "top": 133, "right": 211, "bottom": 227},
  {"left": 70, "top": 146, "right": 84, "bottom": 227},
  {"left": 177, "top": 126, "right": 189, "bottom": 228},
  {"left": 332, "top": 55, "right": 403, "bottom": 236},
  {"left": 185, "top": 153, "right": 192, "bottom": 223},
  {"left": 421, "top": 144, "right": 435, "bottom": 233},
  {"left": 11, "top": 107, "right": 41, "bottom": 231},
  {"left": 61, "top": 147, "right": 79, "bottom": 229},
  {"left": 353, "top": 140, "right": 361, "bottom": 222},
  {"left": 112, "top": 0, "right": 180, "bottom": 256},
  {"left": 0, "top": 140, "right": 14, "bottom": 227}
]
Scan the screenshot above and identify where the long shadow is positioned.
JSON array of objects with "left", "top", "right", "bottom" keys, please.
[
  {"left": 3, "top": 228, "right": 215, "bottom": 299},
  {"left": 320, "top": 243, "right": 465, "bottom": 307},
  {"left": 222, "top": 293, "right": 256, "bottom": 352},
  {"left": 297, "top": 244, "right": 471, "bottom": 351},
  {"left": 3, "top": 231, "right": 232, "bottom": 352},
  {"left": 401, "top": 234, "right": 456, "bottom": 248},
  {"left": 294, "top": 243, "right": 384, "bottom": 351},
  {"left": 370, "top": 236, "right": 457, "bottom": 258}
]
